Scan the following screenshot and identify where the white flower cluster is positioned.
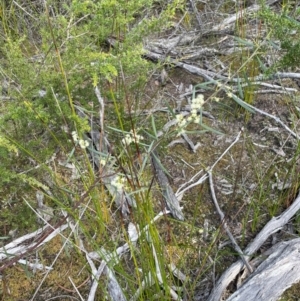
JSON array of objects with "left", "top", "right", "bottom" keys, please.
[
  {"left": 227, "top": 92, "right": 233, "bottom": 98},
  {"left": 175, "top": 113, "right": 187, "bottom": 135},
  {"left": 99, "top": 158, "right": 107, "bottom": 166},
  {"left": 122, "top": 129, "right": 144, "bottom": 146},
  {"left": 175, "top": 94, "right": 205, "bottom": 135},
  {"left": 72, "top": 131, "right": 89, "bottom": 149},
  {"left": 111, "top": 175, "right": 126, "bottom": 190},
  {"left": 191, "top": 94, "right": 205, "bottom": 109},
  {"left": 188, "top": 94, "right": 205, "bottom": 124}
]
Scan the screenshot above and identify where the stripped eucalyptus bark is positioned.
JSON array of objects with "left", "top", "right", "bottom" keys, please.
[
  {"left": 227, "top": 238, "right": 300, "bottom": 301},
  {"left": 151, "top": 151, "right": 184, "bottom": 221},
  {"left": 208, "top": 191, "right": 300, "bottom": 301}
]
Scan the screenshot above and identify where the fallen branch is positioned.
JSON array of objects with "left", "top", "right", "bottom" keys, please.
[
  {"left": 207, "top": 190, "right": 300, "bottom": 301},
  {"left": 0, "top": 222, "right": 68, "bottom": 272},
  {"left": 145, "top": 46, "right": 300, "bottom": 88},
  {"left": 227, "top": 238, "right": 300, "bottom": 301}
]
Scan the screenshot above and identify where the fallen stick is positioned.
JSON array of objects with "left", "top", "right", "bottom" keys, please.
[{"left": 208, "top": 171, "right": 252, "bottom": 273}]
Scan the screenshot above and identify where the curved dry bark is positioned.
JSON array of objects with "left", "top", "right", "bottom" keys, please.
[
  {"left": 227, "top": 238, "right": 300, "bottom": 301},
  {"left": 151, "top": 150, "right": 185, "bottom": 221},
  {"left": 207, "top": 191, "right": 300, "bottom": 301}
]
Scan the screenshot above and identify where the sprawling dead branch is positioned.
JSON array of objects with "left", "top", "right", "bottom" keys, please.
[
  {"left": 208, "top": 191, "right": 300, "bottom": 301},
  {"left": 227, "top": 238, "right": 300, "bottom": 301}
]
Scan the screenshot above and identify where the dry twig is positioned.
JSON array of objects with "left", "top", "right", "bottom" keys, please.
[{"left": 208, "top": 171, "right": 252, "bottom": 273}]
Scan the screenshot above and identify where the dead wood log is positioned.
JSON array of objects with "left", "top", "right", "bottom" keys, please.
[
  {"left": 207, "top": 190, "right": 300, "bottom": 301},
  {"left": 227, "top": 238, "right": 300, "bottom": 301}
]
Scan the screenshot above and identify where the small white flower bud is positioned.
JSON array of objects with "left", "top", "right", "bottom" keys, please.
[
  {"left": 79, "top": 139, "right": 89, "bottom": 149},
  {"left": 72, "top": 131, "right": 78, "bottom": 142}
]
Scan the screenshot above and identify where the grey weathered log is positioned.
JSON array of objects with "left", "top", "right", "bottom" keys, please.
[
  {"left": 212, "top": 0, "right": 280, "bottom": 31},
  {"left": 144, "top": 47, "right": 300, "bottom": 85},
  {"left": 151, "top": 151, "right": 184, "bottom": 221},
  {"left": 227, "top": 238, "right": 300, "bottom": 301},
  {"left": 207, "top": 191, "right": 300, "bottom": 301}
]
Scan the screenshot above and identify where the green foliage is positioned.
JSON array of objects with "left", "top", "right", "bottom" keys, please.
[
  {"left": 0, "top": 0, "right": 185, "bottom": 273},
  {"left": 259, "top": 1, "right": 300, "bottom": 70},
  {"left": 0, "top": 0, "right": 181, "bottom": 179},
  {"left": 0, "top": 201, "right": 37, "bottom": 231},
  {"left": 0, "top": 1, "right": 217, "bottom": 299},
  {"left": 2, "top": 1, "right": 300, "bottom": 299},
  {"left": 0, "top": 135, "right": 18, "bottom": 191}
]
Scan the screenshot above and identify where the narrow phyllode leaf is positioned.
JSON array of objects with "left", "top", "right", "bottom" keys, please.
[{"left": 231, "top": 94, "right": 255, "bottom": 113}]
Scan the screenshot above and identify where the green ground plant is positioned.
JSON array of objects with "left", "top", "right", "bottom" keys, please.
[
  {"left": 259, "top": 0, "right": 300, "bottom": 71},
  {"left": 0, "top": 0, "right": 174, "bottom": 193},
  {"left": 0, "top": 0, "right": 192, "bottom": 299},
  {"left": 1, "top": 0, "right": 300, "bottom": 300}
]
